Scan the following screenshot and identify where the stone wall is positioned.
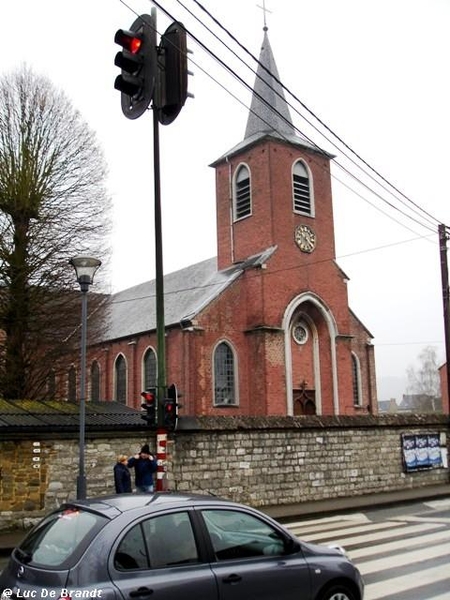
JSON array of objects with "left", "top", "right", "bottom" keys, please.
[
  {"left": 0, "top": 414, "right": 448, "bottom": 531},
  {"left": 170, "top": 415, "right": 449, "bottom": 508},
  {"left": 0, "top": 435, "right": 152, "bottom": 532}
]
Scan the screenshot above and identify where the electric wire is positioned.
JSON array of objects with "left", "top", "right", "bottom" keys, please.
[
  {"left": 158, "top": 12, "right": 434, "bottom": 235},
  {"left": 114, "top": 1, "right": 444, "bottom": 281},
  {"left": 187, "top": 0, "right": 442, "bottom": 229},
  {"left": 118, "top": 0, "right": 445, "bottom": 239},
  {"left": 113, "top": 1, "right": 446, "bottom": 354},
  {"left": 145, "top": 0, "right": 439, "bottom": 235},
  {"left": 109, "top": 232, "right": 434, "bottom": 306}
]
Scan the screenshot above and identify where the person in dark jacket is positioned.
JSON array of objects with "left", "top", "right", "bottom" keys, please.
[
  {"left": 114, "top": 455, "right": 132, "bottom": 493},
  {"left": 127, "top": 444, "right": 157, "bottom": 492}
]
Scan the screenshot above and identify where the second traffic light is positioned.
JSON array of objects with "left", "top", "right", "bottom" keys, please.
[
  {"left": 114, "top": 14, "right": 156, "bottom": 119},
  {"left": 141, "top": 389, "right": 157, "bottom": 428},
  {"left": 155, "top": 21, "right": 190, "bottom": 125},
  {"left": 163, "top": 383, "right": 179, "bottom": 431}
]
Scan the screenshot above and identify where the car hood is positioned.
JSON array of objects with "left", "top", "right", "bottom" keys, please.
[{"left": 300, "top": 539, "right": 348, "bottom": 559}]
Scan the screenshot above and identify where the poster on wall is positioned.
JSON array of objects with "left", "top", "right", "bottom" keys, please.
[{"left": 402, "top": 433, "right": 443, "bottom": 472}]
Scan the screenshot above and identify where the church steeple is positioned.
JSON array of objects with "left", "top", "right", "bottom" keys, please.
[
  {"left": 244, "top": 31, "right": 296, "bottom": 140},
  {"left": 212, "top": 27, "right": 322, "bottom": 165}
]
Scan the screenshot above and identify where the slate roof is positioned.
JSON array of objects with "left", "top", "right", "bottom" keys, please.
[
  {"left": 211, "top": 31, "right": 332, "bottom": 166},
  {"left": 104, "top": 247, "right": 277, "bottom": 342},
  {"left": 0, "top": 399, "right": 144, "bottom": 433},
  {"left": 245, "top": 32, "right": 296, "bottom": 139}
]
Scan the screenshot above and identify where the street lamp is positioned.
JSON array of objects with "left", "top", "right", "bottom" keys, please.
[{"left": 69, "top": 256, "right": 101, "bottom": 500}]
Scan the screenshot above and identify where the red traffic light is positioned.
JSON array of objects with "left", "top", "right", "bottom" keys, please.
[
  {"left": 141, "top": 391, "right": 156, "bottom": 403},
  {"left": 113, "top": 14, "right": 156, "bottom": 120},
  {"left": 163, "top": 397, "right": 178, "bottom": 430},
  {"left": 114, "top": 30, "right": 143, "bottom": 55},
  {"left": 140, "top": 389, "right": 157, "bottom": 428}
]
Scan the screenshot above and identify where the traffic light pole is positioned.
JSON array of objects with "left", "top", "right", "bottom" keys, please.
[
  {"left": 439, "top": 224, "right": 450, "bottom": 414},
  {"left": 114, "top": 9, "right": 189, "bottom": 491},
  {"left": 153, "top": 105, "right": 168, "bottom": 491}
]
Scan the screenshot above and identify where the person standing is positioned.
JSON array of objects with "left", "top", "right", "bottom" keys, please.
[
  {"left": 114, "top": 455, "right": 132, "bottom": 493},
  {"left": 128, "top": 444, "right": 157, "bottom": 492}
]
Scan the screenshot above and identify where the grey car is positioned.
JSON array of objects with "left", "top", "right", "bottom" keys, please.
[{"left": 0, "top": 492, "right": 364, "bottom": 600}]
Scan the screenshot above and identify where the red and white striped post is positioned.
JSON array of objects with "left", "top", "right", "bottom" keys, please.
[{"left": 156, "top": 428, "right": 168, "bottom": 491}]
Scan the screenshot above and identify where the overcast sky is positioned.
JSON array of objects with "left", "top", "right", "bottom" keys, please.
[{"left": 2, "top": 0, "right": 450, "bottom": 399}]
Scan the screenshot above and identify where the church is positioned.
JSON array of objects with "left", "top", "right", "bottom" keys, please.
[{"left": 83, "top": 28, "right": 378, "bottom": 417}]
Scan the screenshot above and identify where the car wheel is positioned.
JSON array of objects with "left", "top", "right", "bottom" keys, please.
[{"left": 318, "top": 584, "right": 357, "bottom": 600}]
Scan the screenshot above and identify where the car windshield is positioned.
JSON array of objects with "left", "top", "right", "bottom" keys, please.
[{"left": 16, "top": 507, "right": 108, "bottom": 568}]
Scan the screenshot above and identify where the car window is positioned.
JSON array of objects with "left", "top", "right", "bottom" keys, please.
[
  {"left": 201, "top": 509, "right": 286, "bottom": 561},
  {"left": 114, "top": 511, "right": 199, "bottom": 571},
  {"left": 143, "top": 512, "right": 199, "bottom": 568},
  {"left": 115, "top": 523, "right": 148, "bottom": 570},
  {"left": 17, "top": 508, "right": 107, "bottom": 568}
]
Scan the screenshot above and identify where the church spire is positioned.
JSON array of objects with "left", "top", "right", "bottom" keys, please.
[
  {"left": 211, "top": 19, "right": 326, "bottom": 166},
  {"left": 244, "top": 30, "right": 296, "bottom": 140}
]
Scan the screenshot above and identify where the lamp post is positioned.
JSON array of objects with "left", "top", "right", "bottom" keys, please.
[{"left": 69, "top": 256, "right": 101, "bottom": 500}]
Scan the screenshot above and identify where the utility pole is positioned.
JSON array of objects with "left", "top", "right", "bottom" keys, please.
[
  {"left": 152, "top": 102, "right": 168, "bottom": 491},
  {"left": 438, "top": 224, "right": 450, "bottom": 413}
]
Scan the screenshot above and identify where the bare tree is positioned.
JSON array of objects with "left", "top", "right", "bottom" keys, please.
[
  {"left": 0, "top": 66, "right": 111, "bottom": 400},
  {"left": 406, "top": 346, "right": 441, "bottom": 412}
]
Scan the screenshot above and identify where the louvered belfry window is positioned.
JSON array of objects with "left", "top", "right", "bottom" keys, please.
[
  {"left": 293, "top": 161, "right": 312, "bottom": 215},
  {"left": 234, "top": 165, "right": 251, "bottom": 220}
]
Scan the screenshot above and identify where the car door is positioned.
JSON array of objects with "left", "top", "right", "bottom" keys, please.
[
  {"left": 109, "top": 510, "right": 218, "bottom": 600},
  {"left": 199, "top": 508, "right": 312, "bottom": 600}
]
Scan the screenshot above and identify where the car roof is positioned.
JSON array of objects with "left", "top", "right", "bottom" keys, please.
[{"left": 60, "top": 492, "right": 239, "bottom": 518}]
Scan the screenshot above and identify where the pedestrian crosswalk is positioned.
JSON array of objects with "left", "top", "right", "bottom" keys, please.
[{"left": 286, "top": 499, "right": 450, "bottom": 600}]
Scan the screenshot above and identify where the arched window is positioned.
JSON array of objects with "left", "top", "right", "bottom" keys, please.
[
  {"left": 233, "top": 164, "right": 251, "bottom": 221},
  {"left": 143, "top": 347, "right": 157, "bottom": 390},
  {"left": 115, "top": 355, "right": 127, "bottom": 404},
  {"left": 351, "top": 352, "right": 362, "bottom": 406},
  {"left": 47, "top": 370, "right": 56, "bottom": 400},
  {"left": 68, "top": 366, "right": 77, "bottom": 402},
  {"left": 292, "top": 160, "right": 313, "bottom": 216},
  {"left": 213, "top": 341, "right": 238, "bottom": 406},
  {"left": 91, "top": 361, "right": 100, "bottom": 402}
]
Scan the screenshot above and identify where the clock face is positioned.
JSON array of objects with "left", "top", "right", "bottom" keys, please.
[{"left": 294, "top": 225, "right": 316, "bottom": 253}]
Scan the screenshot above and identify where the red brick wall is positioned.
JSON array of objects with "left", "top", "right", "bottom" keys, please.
[
  {"left": 76, "top": 137, "right": 377, "bottom": 418},
  {"left": 216, "top": 142, "right": 335, "bottom": 272}
]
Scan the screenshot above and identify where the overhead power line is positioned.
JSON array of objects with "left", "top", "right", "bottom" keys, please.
[
  {"left": 184, "top": 0, "right": 440, "bottom": 231},
  {"left": 120, "top": 0, "right": 446, "bottom": 236},
  {"left": 186, "top": 0, "right": 442, "bottom": 231}
]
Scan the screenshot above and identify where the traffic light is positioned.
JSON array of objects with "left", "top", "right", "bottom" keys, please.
[
  {"left": 141, "top": 389, "right": 157, "bottom": 428},
  {"left": 155, "top": 21, "right": 190, "bottom": 125},
  {"left": 163, "top": 383, "right": 179, "bottom": 431},
  {"left": 114, "top": 14, "right": 156, "bottom": 120}
]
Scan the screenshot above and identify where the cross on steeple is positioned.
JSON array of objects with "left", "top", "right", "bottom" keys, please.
[{"left": 257, "top": 0, "right": 272, "bottom": 31}]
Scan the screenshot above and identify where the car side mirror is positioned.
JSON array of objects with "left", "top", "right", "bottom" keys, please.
[{"left": 284, "top": 536, "right": 301, "bottom": 554}]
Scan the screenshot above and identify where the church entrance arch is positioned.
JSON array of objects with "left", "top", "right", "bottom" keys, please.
[{"left": 283, "top": 293, "right": 339, "bottom": 416}]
